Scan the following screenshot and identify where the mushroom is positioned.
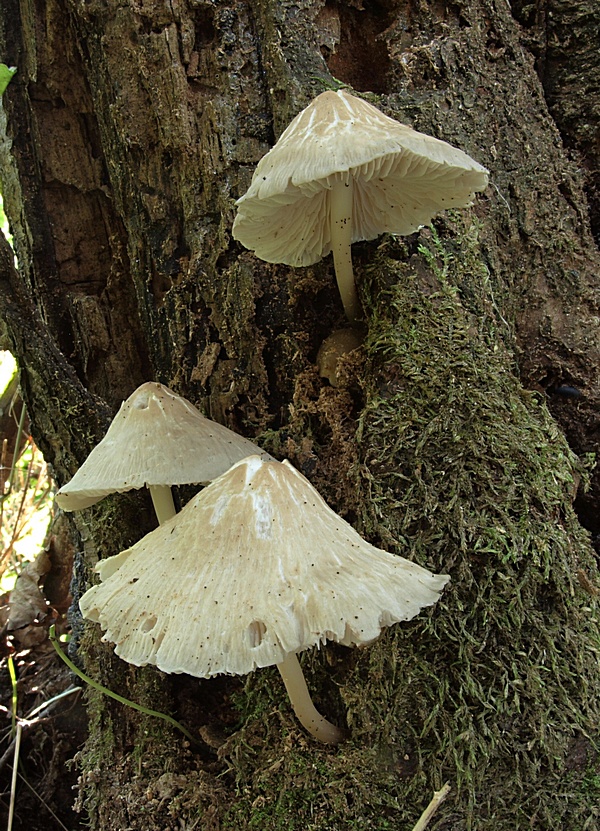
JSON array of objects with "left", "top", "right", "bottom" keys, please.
[
  {"left": 316, "top": 328, "right": 364, "bottom": 387},
  {"left": 79, "top": 455, "right": 449, "bottom": 744},
  {"left": 232, "top": 89, "right": 489, "bottom": 323},
  {"left": 56, "top": 382, "right": 273, "bottom": 524}
]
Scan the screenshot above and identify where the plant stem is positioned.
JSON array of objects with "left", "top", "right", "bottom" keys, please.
[
  {"left": 7, "top": 654, "right": 17, "bottom": 737},
  {"left": 49, "top": 626, "right": 199, "bottom": 745}
]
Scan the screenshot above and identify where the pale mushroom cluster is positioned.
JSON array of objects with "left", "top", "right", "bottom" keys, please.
[
  {"left": 63, "top": 83, "right": 486, "bottom": 747},
  {"left": 62, "top": 382, "right": 449, "bottom": 743}
]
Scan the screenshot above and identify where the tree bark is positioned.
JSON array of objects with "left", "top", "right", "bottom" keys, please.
[{"left": 1, "top": 1, "right": 599, "bottom": 829}]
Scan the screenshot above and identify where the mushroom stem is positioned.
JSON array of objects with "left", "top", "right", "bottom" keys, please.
[
  {"left": 149, "top": 484, "right": 177, "bottom": 525},
  {"left": 329, "top": 176, "right": 362, "bottom": 324},
  {"left": 276, "top": 652, "right": 344, "bottom": 744}
]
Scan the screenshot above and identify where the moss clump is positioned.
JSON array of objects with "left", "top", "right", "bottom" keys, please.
[{"left": 350, "top": 227, "right": 600, "bottom": 828}]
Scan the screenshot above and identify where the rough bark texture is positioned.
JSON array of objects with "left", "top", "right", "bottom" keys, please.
[
  {"left": 512, "top": 0, "right": 600, "bottom": 243},
  {"left": 0, "top": 0, "right": 599, "bottom": 829}
]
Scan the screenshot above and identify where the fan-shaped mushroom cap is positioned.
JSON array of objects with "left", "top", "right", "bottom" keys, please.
[
  {"left": 56, "top": 382, "right": 272, "bottom": 511},
  {"left": 232, "top": 88, "right": 488, "bottom": 267},
  {"left": 80, "top": 455, "right": 449, "bottom": 677}
]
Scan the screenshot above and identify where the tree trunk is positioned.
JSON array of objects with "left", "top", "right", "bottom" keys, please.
[{"left": 1, "top": 1, "right": 599, "bottom": 829}]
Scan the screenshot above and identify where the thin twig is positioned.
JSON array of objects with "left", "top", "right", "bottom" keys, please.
[
  {"left": 5, "top": 437, "right": 34, "bottom": 562},
  {"left": 0, "top": 437, "right": 8, "bottom": 525},
  {"left": 27, "top": 685, "right": 82, "bottom": 720},
  {"left": 0, "top": 719, "right": 48, "bottom": 773},
  {"left": 5, "top": 403, "right": 27, "bottom": 496},
  {"left": 411, "top": 782, "right": 451, "bottom": 831}
]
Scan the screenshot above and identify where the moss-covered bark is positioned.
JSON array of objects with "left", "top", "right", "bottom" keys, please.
[{"left": 0, "top": 0, "right": 599, "bottom": 828}]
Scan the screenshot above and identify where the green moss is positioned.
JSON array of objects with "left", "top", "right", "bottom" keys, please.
[
  {"left": 350, "top": 225, "right": 600, "bottom": 827},
  {"left": 222, "top": 735, "right": 413, "bottom": 831},
  {"left": 581, "top": 760, "right": 600, "bottom": 798}
]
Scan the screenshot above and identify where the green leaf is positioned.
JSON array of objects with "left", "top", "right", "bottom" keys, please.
[{"left": 0, "top": 65, "right": 17, "bottom": 96}]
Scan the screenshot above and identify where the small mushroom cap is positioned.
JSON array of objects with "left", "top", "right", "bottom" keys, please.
[
  {"left": 80, "top": 455, "right": 449, "bottom": 677},
  {"left": 56, "top": 382, "right": 272, "bottom": 511},
  {"left": 316, "top": 328, "right": 364, "bottom": 386},
  {"left": 232, "top": 89, "right": 488, "bottom": 266}
]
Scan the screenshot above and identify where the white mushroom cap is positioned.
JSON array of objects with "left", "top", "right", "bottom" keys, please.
[
  {"left": 232, "top": 89, "right": 489, "bottom": 267},
  {"left": 79, "top": 455, "right": 449, "bottom": 677},
  {"left": 56, "top": 382, "right": 272, "bottom": 511}
]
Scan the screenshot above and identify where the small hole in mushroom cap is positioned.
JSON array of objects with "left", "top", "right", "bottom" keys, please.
[
  {"left": 133, "top": 392, "right": 151, "bottom": 409},
  {"left": 247, "top": 620, "right": 267, "bottom": 648},
  {"left": 140, "top": 615, "right": 158, "bottom": 633}
]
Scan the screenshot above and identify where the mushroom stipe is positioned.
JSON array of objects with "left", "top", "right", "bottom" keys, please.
[{"left": 277, "top": 652, "right": 344, "bottom": 744}]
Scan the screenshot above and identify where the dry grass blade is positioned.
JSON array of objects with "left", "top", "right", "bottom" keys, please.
[{"left": 6, "top": 721, "right": 21, "bottom": 831}]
